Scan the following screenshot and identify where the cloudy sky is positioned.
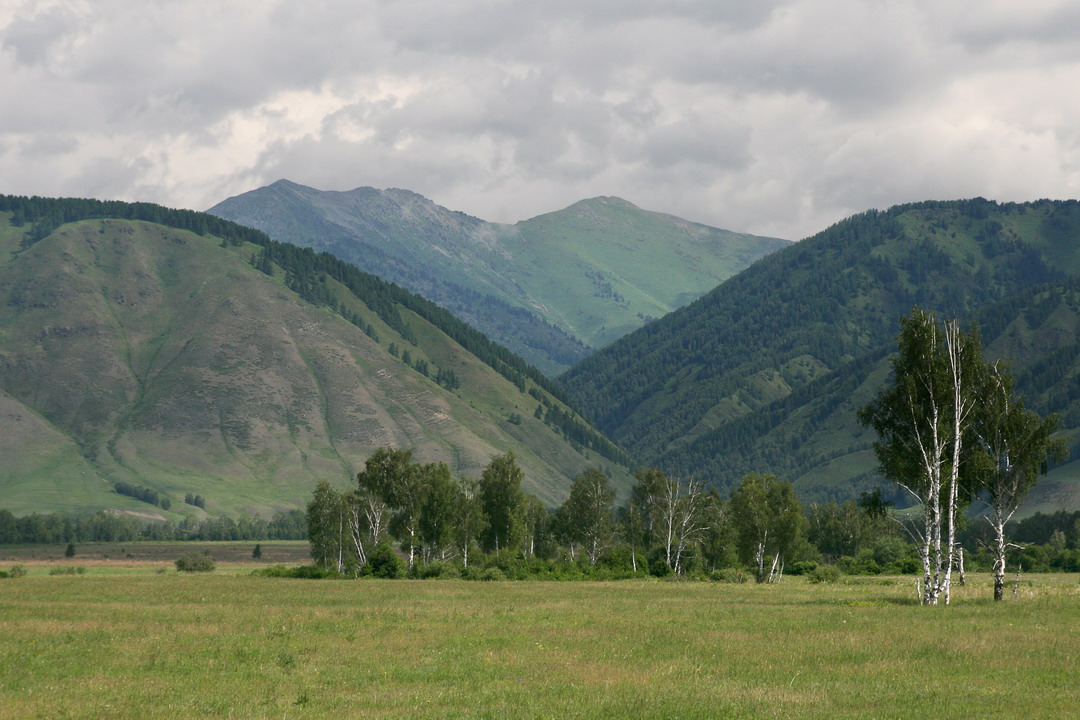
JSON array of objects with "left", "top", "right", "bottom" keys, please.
[{"left": 2, "top": 0, "right": 1079, "bottom": 240}]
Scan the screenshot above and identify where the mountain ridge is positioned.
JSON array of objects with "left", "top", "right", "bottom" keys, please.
[
  {"left": 0, "top": 195, "right": 632, "bottom": 518},
  {"left": 208, "top": 181, "right": 790, "bottom": 374},
  {"left": 558, "top": 197, "right": 1080, "bottom": 511}
]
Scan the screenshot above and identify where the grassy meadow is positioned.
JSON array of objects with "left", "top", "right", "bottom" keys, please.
[{"left": 1, "top": 550, "right": 1078, "bottom": 719}]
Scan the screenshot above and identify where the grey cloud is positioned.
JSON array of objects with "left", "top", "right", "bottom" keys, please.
[
  {"left": 2, "top": 0, "right": 1080, "bottom": 241},
  {"left": 2, "top": 9, "right": 68, "bottom": 66}
]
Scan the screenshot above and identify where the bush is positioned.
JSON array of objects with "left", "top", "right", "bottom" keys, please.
[
  {"left": 8, "top": 564, "right": 27, "bottom": 578},
  {"left": 364, "top": 543, "right": 404, "bottom": 579},
  {"left": 648, "top": 548, "right": 673, "bottom": 577},
  {"left": 419, "top": 561, "right": 461, "bottom": 579},
  {"left": 477, "top": 566, "right": 506, "bottom": 581},
  {"left": 175, "top": 553, "right": 216, "bottom": 573},
  {"left": 253, "top": 564, "right": 340, "bottom": 579},
  {"left": 788, "top": 561, "right": 819, "bottom": 576},
  {"left": 807, "top": 564, "right": 842, "bottom": 584},
  {"left": 709, "top": 568, "right": 748, "bottom": 583},
  {"left": 49, "top": 566, "right": 87, "bottom": 576}
]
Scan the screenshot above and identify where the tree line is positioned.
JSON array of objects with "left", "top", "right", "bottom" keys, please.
[
  {"left": 307, "top": 447, "right": 908, "bottom": 583},
  {"left": 0, "top": 509, "right": 306, "bottom": 544}
]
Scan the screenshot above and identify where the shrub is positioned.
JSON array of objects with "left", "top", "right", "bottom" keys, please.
[
  {"left": 419, "top": 561, "right": 461, "bottom": 579},
  {"left": 648, "top": 548, "right": 673, "bottom": 577},
  {"left": 788, "top": 561, "right": 819, "bottom": 576},
  {"left": 363, "top": 543, "right": 404, "bottom": 579},
  {"left": 807, "top": 564, "right": 842, "bottom": 584},
  {"left": 253, "top": 564, "right": 340, "bottom": 579},
  {"left": 175, "top": 553, "right": 216, "bottom": 573},
  {"left": 49, "top": 566, "right": 86, "bottom": 576},
  {"left": 477, "top": 566, "right": 506, "bottom": 581},
  {"left": 8, "top": 564, "right": 27, "bottom": 578}
]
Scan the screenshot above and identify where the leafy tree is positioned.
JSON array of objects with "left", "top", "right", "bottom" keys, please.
[
  {"left": 697, "top": 491, "right": 736, "bottom": 572},
  {"left": 386, "top": 461, "right": 429, "bottom": 572},
  {"left": 626, "top": 468, "right": 710, "bottom": 574},
  {"left": 969, "top": 360, "right": 1067, "bottom": 600},
  {"left": 418, "top": 463, "right": 458, "bottom": 563},
  {"left": 356, "top": 448, "right": 417, "bottom": 567},
  {"left": 858, "top": 308, "right": 985, "bottom": 604},
  {"left": 307, "top": 481, "right": 349, "bottom": 572},
  {"left": 561, "top": 468, "right": 615, "bottom": 566},
  {"left": 520, "top": 494, "right": 551, "bottom": 559},
  {"left": 479, "top": 453, "right": 524, "bottom": 554},
  {"left": 453, "top": 476, "right": 487, "bottom": 568},
  {"left": 728, "top": 473, "right": 805, "bottom": 583}
]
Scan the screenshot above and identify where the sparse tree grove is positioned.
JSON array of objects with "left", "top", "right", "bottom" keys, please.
[
  {"left": 306, "top": 450, "right": 817, "bottom": 582},
  {"left": 298, "top": 308, "right": 1067, "bottom": 598}
]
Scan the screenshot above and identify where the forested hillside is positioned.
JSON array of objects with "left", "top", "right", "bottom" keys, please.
[
  {"left": 0, "top": 195, "right": 631, "bottom": 518},
  {"left": 208, "top": 181, "right": 789, "bottom": 374},
  {"left": 560, "top": 198, "right": 1080, "bottom": 507}
]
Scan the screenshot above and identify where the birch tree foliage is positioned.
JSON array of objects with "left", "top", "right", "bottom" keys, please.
[
  {"left": 452, "top": 476, "right": 487, "bottom": 568},
  {"left": 562, "top": 468, "right": 615, "bottom": 566},
  {"left": 419, "top": 462, "right": 458, "bottom": 563},
  {"left": 479, "top": 452, "right": 525, "bottom": 554},
  {"left": 307, "top": 481, "right": 349, "bottom": 572},
  {"left": 857, "top": 308, "right": 987, "bottom": 604},
  {"left": 970, "top": 361, "right": 1067, "bottom": 600},
  {"left": 728, "top": 473, "right": 805, "bottom": 583}
]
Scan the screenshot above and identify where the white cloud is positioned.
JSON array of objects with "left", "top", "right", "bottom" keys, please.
[{"left": 1, "top": 0, "right": 1079, "bottom": 239}]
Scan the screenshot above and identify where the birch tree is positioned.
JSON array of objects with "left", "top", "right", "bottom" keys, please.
[
  {"left": 562, "top": 468, "right": 615, "bottom": 566},
  {"left": 670, "top": 479, "right": 710, "bottom": 575},
  {"left": 629, "top": 468, "right": 696, "bottom": 572},
  {"left": 479, "top": 452, "right": 525, "bottom": 555},
  {"left": 729, "top": 473, "right": 805, "bottom": 583},
  {"left": 307, "top": 481, "right": 349, "bottom": 572},
  {"left": 453, "top": 476, "right": 487, "bottom": 568},
  {"left": 970, "top": 361, "right": 1066, "bottom": 601},
  {"left": 419, "top": 463, "right": 458, "bottom": 563},
  {"left": 357, "top": 448, "right": 416, "bottom": 568},
  {"left": 858, "top": 309, "right": 984, "bottom": 605}
]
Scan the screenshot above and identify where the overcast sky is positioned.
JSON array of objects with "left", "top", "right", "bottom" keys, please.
[{"left": 2, "top": 1, "right": 1079, "bottom": 240}]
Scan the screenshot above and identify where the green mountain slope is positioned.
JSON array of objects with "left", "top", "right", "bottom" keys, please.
[
  {"left": 559, "top": 198, "right": 1080, "bottom": 511},
  {"left": 0, "top": 196, "right": 631, "bottom": 518},
  {"left": 207, "top": 181, "right": 789, "bottom": 374}
]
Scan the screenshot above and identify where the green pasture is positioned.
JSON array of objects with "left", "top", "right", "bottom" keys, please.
[{"left": 2, "top": 566, "right": 1078, "bottom": 719}]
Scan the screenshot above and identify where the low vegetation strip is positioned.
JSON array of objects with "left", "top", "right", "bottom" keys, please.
[{"left": 0, "top": 574, "right": 1077, "bottom": 719}]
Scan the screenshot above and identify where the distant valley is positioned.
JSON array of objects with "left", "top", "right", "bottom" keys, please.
[{"left": 208, "top": 181, "right": 789, "bottom": 375}]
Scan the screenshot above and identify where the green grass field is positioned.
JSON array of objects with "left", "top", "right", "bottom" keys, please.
[{"left": 2, "top": 553, "right": 1078, "bottom": 719}]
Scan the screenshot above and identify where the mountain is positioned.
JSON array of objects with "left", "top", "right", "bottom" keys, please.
[
  {"left": 559, "top": 198, "right": 1080, "bottom": 511},
  {"left": 207, "top": 181, "right": 790, "bottom": 374},
  {"left": 0, "top": 196, "right": 632, "bottom": 519}
]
